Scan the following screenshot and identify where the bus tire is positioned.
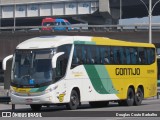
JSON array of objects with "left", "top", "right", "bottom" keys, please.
[
  {"left": 134, "top": 88, "right": 143, "bottom": 106},
  {"left": 66, "top": 90, "right": 79, "bottom": 110},
  {"left": 30, "top": 104, "right": 42, "bottom": 111},
  {"left": 125, "top": 88, "right": 134, "bottom": 106},
  {"left": 89, "top": 101, "right": 109, "bottom": 108}
]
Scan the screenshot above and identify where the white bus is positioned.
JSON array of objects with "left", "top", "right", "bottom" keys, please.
[{"left": 3, "top": 36, "right": 157, "bottom": 111}]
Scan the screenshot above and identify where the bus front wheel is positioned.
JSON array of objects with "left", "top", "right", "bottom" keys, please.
[
  {"left": 66, "top": 90, "right": 80, "bottom": 110},
  {"left": 30, "top": 104, "right": 42, "bottom": 111}
]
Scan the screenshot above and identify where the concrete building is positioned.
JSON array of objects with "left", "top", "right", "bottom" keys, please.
[{"left": 0, "top": 0, "right": 160, "bottom": 26}]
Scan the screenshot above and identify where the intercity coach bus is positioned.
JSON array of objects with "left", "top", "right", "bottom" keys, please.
[
  {"left": 3, "top": 36, "right": 157, "bottom": 111},
  {"left": 154, "top": 43, "right": 160, "bottom": 88}
]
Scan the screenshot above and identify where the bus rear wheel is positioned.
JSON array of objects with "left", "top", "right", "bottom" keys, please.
[
  {"left": 66, "top": 90, "right": 80, "bottom": 110},
  {"left": 125, "top": 88, "right": 134, "bottom": 106},
  {"left": 134, "top": 88, "right": 143, "bottom": 106},
  {"left": 89, "top": 101, "right": 109, "bottom": 108},
  {"left": 30, "top": 104, "right": 42, "bottom": 111}
]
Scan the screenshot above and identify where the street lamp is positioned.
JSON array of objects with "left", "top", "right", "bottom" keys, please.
[
  {"left": 0, "top": 0, "right": 1, "bottom": 29},
  {"left": 139, "top": 0, "right": 160, "bottom": 43},
  {"left": 13, "top": 0, "right": 16, "bottom": 31},
  {"left": 120, "top": 0, "right": 122, "bottom": 25},
  {"left": 149, "top": 0, "right": 152, "bottom": 44}
]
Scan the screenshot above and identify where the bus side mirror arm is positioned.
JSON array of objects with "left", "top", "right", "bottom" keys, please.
[
  {"left": 52, "top": 52, "right": 64, "bottom": 68},
  {"left": 2, "top": 55, "right": 13, "bottom": 70}
]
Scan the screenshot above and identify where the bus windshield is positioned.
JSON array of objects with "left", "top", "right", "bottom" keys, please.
[{"left": 11, "top": 49, "right": 55, "bottom": 88}]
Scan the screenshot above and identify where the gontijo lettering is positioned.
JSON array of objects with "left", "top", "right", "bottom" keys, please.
[{"left": 115, "top": 68, "right": 140, "bottom": 75}]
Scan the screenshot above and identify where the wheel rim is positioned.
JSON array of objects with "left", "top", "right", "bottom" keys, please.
[
  {"left": 71, "top": 94, "right": 77, "bottom": 106},
  {"left": 136, "top": 90, "right": 143, "bottom": 102}
]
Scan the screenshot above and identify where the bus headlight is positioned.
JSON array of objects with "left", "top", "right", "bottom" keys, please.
[
  {"left": 10, "top": 87, "right": 16, "bottom": 94},
  {"left": 44, "top": 85, "right": 58, "bottom": 94},
  {"left": 45, "top": 88, "right": 53, "bottom": 94}
]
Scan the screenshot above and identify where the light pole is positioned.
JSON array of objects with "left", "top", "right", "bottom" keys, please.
[
  {"left": 0, "top": 0, "right": 1, "bottom": 29},
  {"left": 149, "top": 0, "right": 152, "bottom": 44},
  {"left": 139, "top": 0, "right": 160, "bottom": 43},
  {"left": 13, "top": 0, "right": 16, "bottom": 31},
  {"left": 120, "top": 0, "right": 122, "bottom": 25}
]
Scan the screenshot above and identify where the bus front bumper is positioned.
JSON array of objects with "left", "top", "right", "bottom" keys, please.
[{"left": 11, "top": 92, "right": 55, "bottom": 104}]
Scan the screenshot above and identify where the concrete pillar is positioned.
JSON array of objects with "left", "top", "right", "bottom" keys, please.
[
  {"left": 99, "top": 0, "right": 112, "bottom": 19},
  {"left": 98, "top": 0, "right": 119, "bottom": 25},
  {"left": 99, "top": 0, "right": 110, "bottom": 14},
  {"left": 111, "top": 8, "right": 120, "bottom": 19}
]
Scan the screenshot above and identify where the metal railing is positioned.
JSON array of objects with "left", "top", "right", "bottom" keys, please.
[{"left": 0, "top": 24, "right": 160, "bottom": 32}]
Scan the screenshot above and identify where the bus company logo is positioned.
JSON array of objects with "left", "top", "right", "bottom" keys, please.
[
  {"left": 2, "top": 112, "right": 11, "bottom": 117},
  {"left": 115, "top": 68, "right": 140, "bottom": 76}
]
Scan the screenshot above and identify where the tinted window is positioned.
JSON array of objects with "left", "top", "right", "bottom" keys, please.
[
  {"left": 71, "top": 45, "right": 155, "bottom": 68},
  {"left": 130, "top": 48, "right": 138, "bottom": 64},
  {"left": 138, "top": 48, "right": 147, "bottom": 64},
  {"left": 56, "top": 45, "right": 71, "bottom": 79},
  {"left": 147, "top": 48, "right": 155, "bottom": 64}
]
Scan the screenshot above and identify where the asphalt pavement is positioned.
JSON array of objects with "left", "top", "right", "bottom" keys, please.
[{"left": 0, "top": 85, "right": 6, "bottom": 96}]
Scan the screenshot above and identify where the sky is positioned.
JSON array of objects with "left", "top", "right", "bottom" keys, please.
[{"left": 119, "top": 16, "right": 160, "bottom": 25}]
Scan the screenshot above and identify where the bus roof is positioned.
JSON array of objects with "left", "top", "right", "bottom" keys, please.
[{"left": 16, "top": 36, "right": 155, "bottom": 49}]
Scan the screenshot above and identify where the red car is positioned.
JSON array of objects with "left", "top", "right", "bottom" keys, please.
[{"left": 41, "top": 17, "right": 55, "bottom": 31}]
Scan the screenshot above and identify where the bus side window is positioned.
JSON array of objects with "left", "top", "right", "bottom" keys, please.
[
  {"left": 126, "top": 48, "right": 131, "bottom": 64},
  {"left": 77, "top": 45, "right": 82, "bottom": 64},
  {"left": 138, "top": 48, "right": 147, "bottom": 64},
  {"left": 55, "top": 55, "right": 66, "bottom": 80},
  {"left": 87, "top": 46, "right": 92, "bottom": 64},
  {"left": 115, "top": 47, "right": 121, "bottom": 64},
  {"left": 121, "top": 48, "right": 126, "bottom": 64},
  {"left": 110, "top": 47, "right": 114, "bottom": 64},
  {"left": 82, "top": 46, "right": 86, "bottom": 64},
  {"left": 147, "top": 48, "right": 155, "bottom": 64},
  {"left": 90, "top": 46, "right": 96, "bottom": 64},
  {"left": 71, "top": 45, "right": 82, "bottom": 68},
  {"left": 130, "top": 48, "right": 137, "bottom": 64},
  {"left": 71, "top": 46, "right": 78, "bottom": 68},
  {"left": 95, "top": 46, "right": 100, "bottom": 64},
  {"left": 84, "top": 45, "right": 91, "bottom": 64},
  {"left": 113, "top": 47, "right": 121, "bottom": 64},
  {"left": 104, "top": 47, "right": 110, "bottom": 64},
  {"left": 119, "top": 47, "right": 125, "bottom": 64},
  {"left": 143, "top": 48, "right": 147, "bottom": 64},
  {"left": 100, "top": 47, "right": 105, "bottom": 64}
]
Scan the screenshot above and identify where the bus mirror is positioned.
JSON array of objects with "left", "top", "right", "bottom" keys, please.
[
  {"left": 52, "top": 52, "right": 64, "bottom": 68},
  {"left": 2, "top": 55, "right": 13, "bottom": 70}
]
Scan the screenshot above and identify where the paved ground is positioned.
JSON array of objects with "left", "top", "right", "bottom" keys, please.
[
  {"left": 0, "top": 98, "right": 160, "bottom": 120},
  {"left": 0, "top": 83, "right": 160, "bottom": 119},
  {"left": 0, "top": 84, "right": 10, "bottom": 97}
]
